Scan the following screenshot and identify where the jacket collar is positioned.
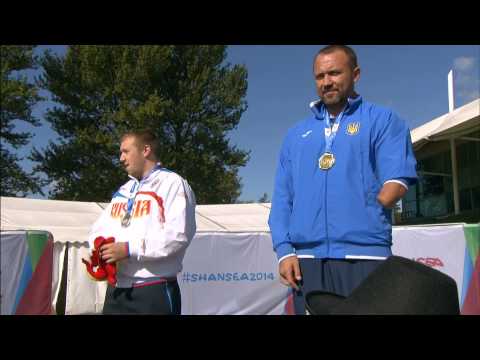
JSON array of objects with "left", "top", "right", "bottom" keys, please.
[
  {"left": 128, "top": 162, "right": 162, "bottom": 184},
  {"left": 309, "top": 95, "right": 362, "bottom": 120}
]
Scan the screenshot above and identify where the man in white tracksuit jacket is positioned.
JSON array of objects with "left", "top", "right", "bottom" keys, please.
[{"left": 89, "top": 129, "right": 196, "bottom": 314}]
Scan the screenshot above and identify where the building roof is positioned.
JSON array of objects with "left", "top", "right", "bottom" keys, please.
[{"left": 411, "top": 98, "right": 480, "bottom": 151}]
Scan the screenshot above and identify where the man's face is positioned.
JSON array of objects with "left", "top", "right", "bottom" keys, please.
[
  {"left": 119, "top": 136, "right": 146, "bottom": 179},
  {"left": 313, "top": 50, "right": 360, "bottom": 108}
]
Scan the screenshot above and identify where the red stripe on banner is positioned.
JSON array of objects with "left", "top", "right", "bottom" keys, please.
[
  {"left": 137, "top": 191, "right": 165, "bottom": 222},
  {"left": 284, "top": 292, "right": 295, "bottom": 315},
  {"left": 15, "top": 239, "right": 54, "bottom": 315},
  {"left": 461, "top": 255, "right": 480, "bottom": 315}
]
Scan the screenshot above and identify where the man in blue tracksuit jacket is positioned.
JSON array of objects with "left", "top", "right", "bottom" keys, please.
[{"left": 268, "top": 45, "right": 418, "bottom": 314}]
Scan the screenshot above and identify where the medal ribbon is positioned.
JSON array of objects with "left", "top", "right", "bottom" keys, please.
[
  {"left": 123, "top": 164, "right": 162, "bottom": 221},
  {"left": 323, "top": 106, "right": 346, "bottom": 154},
  {"left": 124, "top": 181, "right": 138, "bottom": 220}
]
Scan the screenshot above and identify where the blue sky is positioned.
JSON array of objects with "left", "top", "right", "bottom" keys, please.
[{"left": 11, "top": 45, "right": 480, "bottom": 202}]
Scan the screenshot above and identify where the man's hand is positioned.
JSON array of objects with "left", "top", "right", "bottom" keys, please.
[
  {"left": 100, "top": 242, "right": 129, "bottom": 263},
  {"left": 377, "top": 182, "right": 407, "bottom": 208},
  {"left": 279, "top": 256, "right": 302, "bottom": 291}
]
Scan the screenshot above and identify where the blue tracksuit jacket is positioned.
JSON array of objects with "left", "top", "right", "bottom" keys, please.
[{"left": 268, "top": 96, "right": 417, "bottom": 261}]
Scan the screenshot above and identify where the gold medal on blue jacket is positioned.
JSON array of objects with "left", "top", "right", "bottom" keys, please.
[{"left": 319, "top": 152, "right": 335, "bottom": 170}]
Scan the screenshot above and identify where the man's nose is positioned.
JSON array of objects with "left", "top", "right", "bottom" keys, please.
[{"left": 323, "top": 75, "right": 333, "bottom": 87}]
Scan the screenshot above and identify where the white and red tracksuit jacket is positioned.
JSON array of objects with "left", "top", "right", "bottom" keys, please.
[{"left": 88, "top": 165, "right": 196, "bottom": 288}]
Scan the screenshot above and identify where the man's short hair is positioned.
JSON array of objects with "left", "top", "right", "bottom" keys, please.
[
  {"left": 314, "top": 45, "right": 358, "bottom": 70},
  {"left": 121, "top": 129, "right": 160, "bottom": 159}
]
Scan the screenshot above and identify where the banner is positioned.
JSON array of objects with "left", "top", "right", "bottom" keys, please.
[
  {"left": 392, "top": 223, "right": 480, "bottom": 314},
  {"left": 178, "top": 225, "right": 479, "bottom": 315},
  {"left": 178, "top": 232, "right": 289, "bottom": 314},
  {"left": 1, "top": 230, "right": 53, "bottom": 315},
  {"left": 392, "top": 224, "right": 466, "bottom": 306},
  {"left": 51, "top": 224, "right": 479, "bottom": 315},
  {"left": 461, "top": 224, "right": 480, "bottom": 314}
]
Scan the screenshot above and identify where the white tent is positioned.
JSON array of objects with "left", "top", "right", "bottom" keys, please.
[
  {"left": 1, "top": 196, "right": 272, "bottom": 237},
  {"left": 1, "top": 196, "right": 277, "bottom": 314},
  {"left": 0, "top": 197, "right": 270, "bottom": 238}
]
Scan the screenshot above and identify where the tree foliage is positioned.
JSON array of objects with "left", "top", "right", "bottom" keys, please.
[
  {"left": 1, "top": 45, "right": 43, "bottom": 196},
  {"left": 32, "top": 45, "right": 249, "bottom": 203}
]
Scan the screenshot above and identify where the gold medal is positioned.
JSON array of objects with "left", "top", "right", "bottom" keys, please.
[{"left": 318, "top": 152, "right": 335, "bottom": 170}]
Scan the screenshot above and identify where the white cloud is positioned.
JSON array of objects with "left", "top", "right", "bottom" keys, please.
[
  {"left": 455, "top": 72, "right": 470, "bottom": 86},
  {"left": 452, "top": 56, "right": 480, "bottom": 105},
  {"left": 453, "top": 56, "right": 475, "bottom": 71}
]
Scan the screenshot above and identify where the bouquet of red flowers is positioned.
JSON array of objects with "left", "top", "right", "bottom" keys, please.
[{"left": 82, "top": 236, "right": 117, "bottom": 286}]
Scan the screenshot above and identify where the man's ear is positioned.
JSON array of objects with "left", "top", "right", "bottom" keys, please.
[
  {"left": 353, "top": 66, "right": 360, "bottom": 83},
  {"left": 143, "top": 144, "right": 152, "bottom": 158}
]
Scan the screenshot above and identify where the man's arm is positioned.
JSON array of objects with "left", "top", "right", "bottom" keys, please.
[
  {"left": 374, "top": 111, "right": 418, "bottom": 201},
  {"left": 377, "top": 181, "right": 407, "bottom": 208},
  {"left": 88, "top": 202, "right": 113, "bottom": 254},
  {"left": 268, "top": 133, "right": 301, "bottom": 289}
]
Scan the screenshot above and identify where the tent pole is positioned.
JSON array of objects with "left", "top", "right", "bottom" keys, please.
[{"left": 450, "top": 138, "right": 460, "bottom": 215}]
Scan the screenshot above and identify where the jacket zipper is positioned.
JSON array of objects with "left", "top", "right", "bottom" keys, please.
[{"left": 325, "top": 167, "right": 329, "bottom": 257}]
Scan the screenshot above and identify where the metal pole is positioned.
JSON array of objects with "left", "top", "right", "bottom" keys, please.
[
  {"left": 450, "top": 138, "right": 460, "bottom": 215},
  {"left": 448, "top": 70, "right": 455, "bottom": 112},
  {"left": 448, "top": 69, "right": 459, "bottom": 215}
]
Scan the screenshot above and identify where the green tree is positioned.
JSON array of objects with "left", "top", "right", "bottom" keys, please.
[
  {"left": 32, "top": 45, "right": 249, "bottom": 203},
  {"left": 1, "top": 45, "right": 43, "bottom": 197}
]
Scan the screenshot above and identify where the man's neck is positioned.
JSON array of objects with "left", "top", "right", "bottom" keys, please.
[
  {"left": 325, "top": 91, "right": 358, "bottom": 117},
  {"left": 326, "top": 101, "right": 347, "bottom": 118},
  {"left": 141, "top": 161, "right": 158, "bottom": 180}
]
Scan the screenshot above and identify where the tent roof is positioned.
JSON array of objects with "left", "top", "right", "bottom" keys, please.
[
  {"left": 1, "top": 197, "right": 272, "bottom": 243},
  {"left": 411, "top": 98, "right": 480, "bottom": 151}
]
